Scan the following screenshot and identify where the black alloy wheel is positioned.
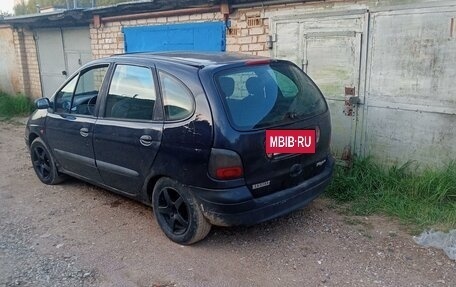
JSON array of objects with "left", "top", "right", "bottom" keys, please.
[
  {"left": 32, "top": 145, "right": 52, "bottom": 181},
  {"left": 152, "top": 177, "right": 211, "bottom": 244},
  {"left": 30, "top": 138, "right": 65, "bottom": 185},
  {"left": 157, "top": 186, "right": 190, "bottom": 235}
]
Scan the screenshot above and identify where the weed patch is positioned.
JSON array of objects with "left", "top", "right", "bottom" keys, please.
[
  {"left": 0, "top": 91, "right": 34, "bottom": 118},
  {"left": 326, "top": 158, "right": 456, "bottom": 231}
]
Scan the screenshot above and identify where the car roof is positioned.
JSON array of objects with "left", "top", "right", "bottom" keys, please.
[{"left": 108, "top": 51, "right": 268, "bottom": 68}]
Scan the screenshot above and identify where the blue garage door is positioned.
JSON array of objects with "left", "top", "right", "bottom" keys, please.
[{"left": 123, "top": 22, "right": 226, "bottom": 52}]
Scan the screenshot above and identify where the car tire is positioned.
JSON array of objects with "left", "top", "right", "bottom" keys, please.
[
  {"left": 30, "top": 138, "right": 65, "bottom": 185},
  {"left": 152, "top": 177, "right": 211, "bottom": 245}
]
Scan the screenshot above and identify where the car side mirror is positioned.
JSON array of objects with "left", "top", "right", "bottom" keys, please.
[{"left": 35, "top": 98, "right": 50, "bottom": 109}]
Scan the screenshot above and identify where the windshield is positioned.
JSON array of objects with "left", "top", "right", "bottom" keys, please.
[{"left": 215, "top": 62, "right": 327, "bottom": 130}]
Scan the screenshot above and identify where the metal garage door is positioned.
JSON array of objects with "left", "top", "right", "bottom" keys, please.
[
  {"left": 272, "top": 12, "right": 368, "bottom": 162},
  {"left": 123, "top": 22, "right": 226, "bottom": 52},
  {"left": 365, "top": 6, "right": 456, "bottom": 166},
  {"left": 36, "top": 27, "right": 92, "bottom": 97}
]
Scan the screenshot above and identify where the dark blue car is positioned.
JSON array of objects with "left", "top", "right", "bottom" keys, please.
[{"left": 26, "top": 52, "right": 334, "bottom": 244}]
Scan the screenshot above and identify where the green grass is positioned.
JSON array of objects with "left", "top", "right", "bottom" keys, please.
[
  {"left": 0, "top": 91, "right": 35, "bottom": 118},
  {"left": 326, "top": 157, "right": 456, "bottom": 232}
]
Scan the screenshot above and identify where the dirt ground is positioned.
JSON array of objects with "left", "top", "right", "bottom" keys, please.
[{"left": 0, "top": 119, "right": 455, "bottom": 287}]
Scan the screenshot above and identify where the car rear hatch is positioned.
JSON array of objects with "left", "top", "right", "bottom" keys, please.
[{"left": 214, "top": 60, "right": 331, "bottom": 198}]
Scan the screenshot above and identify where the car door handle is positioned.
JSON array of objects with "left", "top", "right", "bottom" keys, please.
[
  {"left": 140, "top": 135, "right": 153, "bottom": 147},
  {"left": 80, "top": 127, "right": 89, "bottom": 137}
]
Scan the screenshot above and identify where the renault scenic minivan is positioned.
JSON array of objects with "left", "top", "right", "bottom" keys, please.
[{"left": 26, "top": 52, "right": 334, "bottom": 244}]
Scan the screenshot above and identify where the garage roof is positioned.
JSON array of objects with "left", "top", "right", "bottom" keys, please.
[{"left": 0, "top": 0, "right": 318, "bottom": 28}]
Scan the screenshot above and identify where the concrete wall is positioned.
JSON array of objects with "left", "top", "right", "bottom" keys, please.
[{"left": 0, "top": 26, "right": 21, "bottom": 95}]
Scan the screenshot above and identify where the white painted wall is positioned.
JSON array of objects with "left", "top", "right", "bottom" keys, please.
[{"left": 0, "top": 26, "right": 20, "bottom": 95}]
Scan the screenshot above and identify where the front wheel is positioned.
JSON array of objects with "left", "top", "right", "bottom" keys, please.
[
  {"left": 30, "top": 138, "right": 65, "bottom": 185},
  {"left": 152, "top": 177, "right": 211, "bottom": 245}
]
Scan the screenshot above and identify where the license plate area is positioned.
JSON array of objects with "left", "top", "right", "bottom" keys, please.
[{"left": 265, "top": 130, "right": 316, "bottom": 155}]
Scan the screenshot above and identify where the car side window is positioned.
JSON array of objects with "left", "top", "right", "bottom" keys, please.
[
  {"left": 159, "top": 71, "right": 194, "bottom": 121},
  {"left": 54, "top": 76, "right": 77, "bottom": 113},
  {"left": 72, "top": 66, "right": 108, "bottom": 115},
  {"left": 105, "top": 65, "right": 156, "bottom": 121},
  {"left": 53, "top": 65, "right": 108, "bottom": 115}
]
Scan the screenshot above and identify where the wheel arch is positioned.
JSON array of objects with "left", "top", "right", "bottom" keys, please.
[
  {"left": 28, "top": 132, "right": 40, "bottom": 147},
  {"left": 145, "top": 174, "right": 165, "bottom": 205}
]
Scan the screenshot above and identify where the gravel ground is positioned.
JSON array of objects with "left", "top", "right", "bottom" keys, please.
[{"left": 0, "top": 119, "right": 455, "bottom": 287}]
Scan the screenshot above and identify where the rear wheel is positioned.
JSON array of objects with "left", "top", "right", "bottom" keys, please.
[
  {"left": 152, "top": 177, "right": 211, "bottom": 245},
  {"left": 30, "top": 138, "right": 65, "bottom": 185}
]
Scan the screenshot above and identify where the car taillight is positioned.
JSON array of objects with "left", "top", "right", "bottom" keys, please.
[
  {"left": 208, "top": 148, "right": 244, "bottom": 180},
  {"left": 215, "top": 167, "right": 243, "bottom": 179}
]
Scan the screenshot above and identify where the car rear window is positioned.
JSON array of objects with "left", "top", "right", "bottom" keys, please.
[{"left": 215, "top": 62, "right": 327, "bottom": 130}]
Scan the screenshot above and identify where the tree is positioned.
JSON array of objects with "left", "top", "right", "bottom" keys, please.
[{"left": 14, "top": 0, "right": 40, "bottom": 15}]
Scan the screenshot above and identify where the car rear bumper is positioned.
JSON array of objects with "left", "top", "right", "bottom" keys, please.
[{"left": 191, "top": 156, "right": 335, "bottom": 226}]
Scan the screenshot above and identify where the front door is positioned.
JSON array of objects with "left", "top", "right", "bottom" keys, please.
[
  {"left": 93, "top": 64, "right": 163, "bottom": 194},
  {"left": 46, "top": 64, "right": 110, "bottom": 182}
]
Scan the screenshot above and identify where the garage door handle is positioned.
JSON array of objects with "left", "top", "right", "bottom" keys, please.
[
  {"left": 80, "top": 128, "right": 89, "bottom": 137},
  {"left": 140, "top": 135, "right": 153, "bottom": 146}
]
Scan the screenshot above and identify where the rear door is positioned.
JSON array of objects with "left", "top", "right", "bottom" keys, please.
[{"left": 93, "top": 63, "right": 163, "bottom": 194}]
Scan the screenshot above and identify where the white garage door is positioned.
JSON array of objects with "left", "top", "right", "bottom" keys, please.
[
  {"left": 272, "top": 12, "right": 368, "bottom": 161},
  {"left": 36, "top": 27, "right": 92, "bottom": 97}
]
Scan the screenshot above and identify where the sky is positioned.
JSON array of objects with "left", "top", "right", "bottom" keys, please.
[{"left": 0, "top": 0, "right": 15, "bottom": 14}]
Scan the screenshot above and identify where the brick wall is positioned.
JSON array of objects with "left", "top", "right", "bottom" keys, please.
[
  {"left": 24, "top": 30, "right": 41, "bottom": 98},
  {"left": 88, "top": 5, "right": 319, "bottom": 60},
  {"left": 12, "top": 30, "right": 25, "bottom": 95},
  {"left": 12, "top": 28, "right": 42, "bottom": 98},
  {"left": 90, "top": 22, "right": 124, "bottom": 59},
  {"left": 226, "top": 2, "right": 335, "bottom": 57},
  {"left": 226, "top": 8, "right": 270, "bottom": 57}
]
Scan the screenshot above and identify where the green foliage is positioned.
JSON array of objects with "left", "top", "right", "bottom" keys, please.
[
  {"left": 0, "top": 91, "right": 35, "bottom": 118},
  {"left": 326, "top": 157, "right": 456, "bottom": 231}
]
